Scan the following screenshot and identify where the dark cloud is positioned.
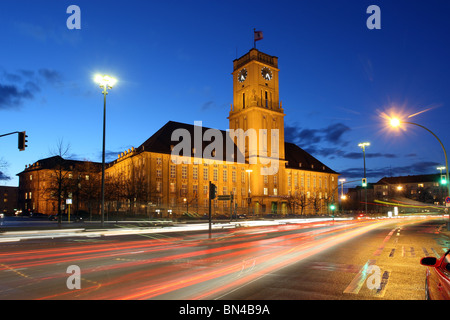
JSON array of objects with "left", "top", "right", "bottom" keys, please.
[
  {"left": 0, "top": 68, "right": 62, "bottom": 109},
  {"left": 339, "top": 160, "right": 441, "bottom": 182},
  {"left": 0, "top": 84, "right": 35, "bottom": 109},
  {"left": 0, "top": 171, "right": 11, "bottom": 181},
  {"left": 38, "top": 69, "right": 62, "bottom": 84},
  {"left": 285, "top": 122, "right": 351, "bottom": 147}
]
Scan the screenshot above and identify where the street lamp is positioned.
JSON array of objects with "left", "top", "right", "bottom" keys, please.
[
  {"left": 246, "top": 169, "right": 253, "bottom": 217},
  {"left": 358, "top": 142, "right": 370, "bottom": 215},
  {"left": 390, "top": 116, "right": 450, "bottom": 228},
  {"left": 94, "top": 74, "right": 117, "bottom": 228}
]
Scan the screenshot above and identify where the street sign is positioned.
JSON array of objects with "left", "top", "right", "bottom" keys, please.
[
  {"left": 445, "top": 196, "right": 450, "bottom": 203},
  {"left": 217, "top": 195, "right": 231, "bottom": 201}
]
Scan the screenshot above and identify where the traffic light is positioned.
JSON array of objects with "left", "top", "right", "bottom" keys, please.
[
  {"left": 18, "top": 131, "right": 28, "bottom": 151},
  {"left": 441, "top": 175, "right": 447, "bottom": 185},
  {"left": 330, "top": 204, "right": 336, "bottom": 211},
  {"left": 362, "top": 178, "right": 367, "bottom": 187},
  {"left": 209, "top": 183, "right": 217, "bottom": 200}
]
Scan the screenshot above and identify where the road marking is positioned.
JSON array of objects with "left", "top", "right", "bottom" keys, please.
[
  {"left": 373, "top": 270, "right": 390, "bottom": 298},
  {"left": 431, "top": 248, "right": 440, "bottom": 258},
  {"left": 373, "top": 228, "right": 396, "bottom": 256},
  {"left": 343, "top": 259, "right": 376, "bottom": 294},
  {"left": 389, "top": 248, "right": 395, "bottom": 257}
]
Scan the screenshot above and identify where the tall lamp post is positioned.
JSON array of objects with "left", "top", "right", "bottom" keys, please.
[
  {"left": 95, "top": 75, "right": 117, "bottom": 228},
  {"left": 246, "top": 169, "right": 252, "bottom": 218},
  {"left": 358, "top": 142, "right": 370, "bottom": 215},
  {"left": 390, "top": 117, "right": 450, "bottom": 229}
]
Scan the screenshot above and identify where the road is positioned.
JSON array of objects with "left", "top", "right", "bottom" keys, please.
[{"left": 0, "top": 215, "right": 448, "bottom": 302}]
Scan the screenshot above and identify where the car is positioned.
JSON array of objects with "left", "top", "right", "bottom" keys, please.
[{"left": 420, "top": 249, "right": 450, "bottom": 300}]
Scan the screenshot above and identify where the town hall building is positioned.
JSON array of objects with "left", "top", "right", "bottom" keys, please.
[{"left": 18, "top": 48, "right": 340, "bottom": 218}]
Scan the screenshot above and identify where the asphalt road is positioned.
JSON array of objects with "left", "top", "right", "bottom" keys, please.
[{"left": 0, "top": 215, "right": 448, "bottom": 302}]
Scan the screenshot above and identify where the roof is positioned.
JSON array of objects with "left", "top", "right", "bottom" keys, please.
[
  {"left": 17, "top": 156, "right": 102, "bottom": 176},
  {"left": 376, "top": 174, "right": 442, "bottom": 185},
  {"left": 136, "top": 121, "right": 245, "bottom": 163},
  {"left": 134, "top": 121, "right": 338, "bottom": 174},
  {"left": 284, "top": 142, "right": 338, "bottom": 174}
]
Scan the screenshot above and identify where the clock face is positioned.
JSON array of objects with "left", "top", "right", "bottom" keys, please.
[
  {"left": 261, "top": 67, "right": 272, "bottom": 81},
  {"left": 238, "top": 68, "right": 247, "bottom": 83}
]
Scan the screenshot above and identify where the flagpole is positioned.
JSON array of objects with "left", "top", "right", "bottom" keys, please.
[{"left": 253, "top": 28, "right": 256, "bottom": 48}]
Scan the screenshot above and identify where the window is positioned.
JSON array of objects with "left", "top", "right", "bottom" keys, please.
[
  {"left": 223, "top": 170, "right": 228, "bottom": 182},
  {"left": 170, "top": 183, "right": 176, "bottom": 193},
  {"left": 288, "top": 175, "right": 291, "bottom": 187},
  {"left": 232, "top": 170, "right": 237, "bottom": 182},
  {"left": 156, "top": 181, "right": 161, "bottom": 192},
  {"left": 170, "top": 165, "right": 176, "bottom": 179},
  {"left": 274, "top": 175, "right": 277, "bottom": 185},
  {"left": 181, "top": 184, "right": 187, "bottom": 195},
  {"left": 30, "top": 175, "right": 32, "bottom": 181},
  {"left": 193, "top": 184, "right": 198, "bottom": 195},
  {"left": 193, "top": 167, "right": 198, "bottom": 180},
  {"left": 203, "top": 185, "right": 208, "bottom": 195},
  {"left": 264, "top": 175, "right": 268, "bottom": 184},
  {"left": 273, "top": 188, "right": 278, "bottom": 196},
  {"left": 203, "top": 167, "right": 208, "bottom": 181},
  {"left": 156, "top": 157, "right": 162, "bottom": 165},
  {"left": 213, "top": 168, "right": 218, "bottom": 181},
  {"left": 264, "top": 187, "right": 268, "bottom": 195},
  {"left": 156, "top": 169, "right": 162, "bottom": 178},
  {"left": 182, "top": 165, "right": 187, "bottom": 179}
]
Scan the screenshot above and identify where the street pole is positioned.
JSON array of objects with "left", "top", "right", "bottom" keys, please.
[
  {"left": 101, "top": 86, "right": 106, "bottom": 228},
  {"left": 358, "top": 143, "right": 370, "bottom": 215},
  {"left": 95, "top": 75, "right": 116, "bottom": 228},
  {"left": 403, "top": 121, "right": 450, "bottom": 229}
]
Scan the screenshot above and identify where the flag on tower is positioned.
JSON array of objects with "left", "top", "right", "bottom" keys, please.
[{"left": 254, "top": 30, "right": 263, "bottom": 42}]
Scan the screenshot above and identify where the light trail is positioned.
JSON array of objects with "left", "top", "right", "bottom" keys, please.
[{"left": 0, "top": 216, "right": 438, "bottom": 300}]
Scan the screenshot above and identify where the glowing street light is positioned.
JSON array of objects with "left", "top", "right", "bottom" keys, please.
[
  {"left": 388, "top": 116, "right": 450, "bottom": 228},
  {"left": 94, "top": 74, "right": 117, "bottom": 228}
]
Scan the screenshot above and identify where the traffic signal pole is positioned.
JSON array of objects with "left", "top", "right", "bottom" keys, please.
[{"left": 0, "top": 131, "right": 28, "bottom": 151}]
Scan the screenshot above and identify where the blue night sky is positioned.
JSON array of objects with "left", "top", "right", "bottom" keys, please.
[{"left": 1, "top": 0, "right": 450, "bottom": 188}]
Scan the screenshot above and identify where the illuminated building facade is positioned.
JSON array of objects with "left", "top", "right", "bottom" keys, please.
[{"left": 18, "top": 49, "right": 340, "bottom": 217}]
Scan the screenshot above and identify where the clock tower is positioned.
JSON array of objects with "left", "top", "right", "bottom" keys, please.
[{"left": 228, "top": 48, "right": 286, "bottom": 163}]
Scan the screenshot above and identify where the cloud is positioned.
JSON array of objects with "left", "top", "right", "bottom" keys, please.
[
  {"left": 0, "top": 68, "right": 62, "bottom": 109},
  {"left": 0, "top": 84, "right": 35, "bottom": 110},
  {"left": 339, "top": 160, "right": 441, "bottom": 181},
  {"left": 38, "top": 69, "right": 62, "bottom": 85},
  {"left": 0, "top": 171, "right": 11, "bottom": 181},
  {"left": 285, "top": 122, "right": 351, "bottom": 147}
]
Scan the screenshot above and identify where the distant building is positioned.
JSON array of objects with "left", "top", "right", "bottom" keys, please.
[
  {"left": 0, "top": 186, "right": 18, "bottom": 215},
  {"left": 17, "top": 156, "right": 101, "bottom": 215},
  {"left": 17, "top": 48, "right": 340, "bottom": 217},
  {"left": 374, "top": 174, "right": 447, "bottom": 206}
]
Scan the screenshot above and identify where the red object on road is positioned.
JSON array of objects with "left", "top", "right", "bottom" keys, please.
[{"left": 420, "top": 250, "right": 450, "bottom": 300}]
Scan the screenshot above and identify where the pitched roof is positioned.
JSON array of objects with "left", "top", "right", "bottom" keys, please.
[
  {"left": 284, "top": 142, "right": 338, "bottom": 174},
  {"left": 17, "top": 156, "right": 102, "bottom": 175},
  {"left": 135, "top": 121, "right": 338, "bottom": 174},
  {"left": 136, "top": 121, "right": 245, "bottom": 163},
  {"left": 376, "top": 174, "right": 442, "bottom": 185}
]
